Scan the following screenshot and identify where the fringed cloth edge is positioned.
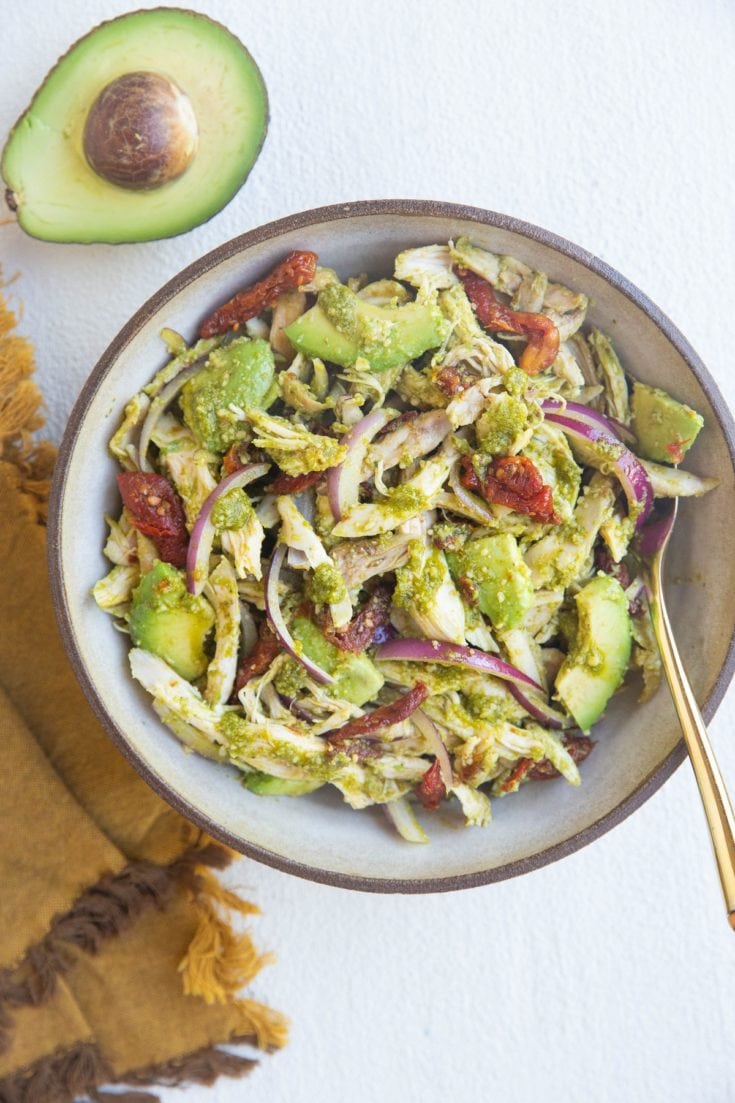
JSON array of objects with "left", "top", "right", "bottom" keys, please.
[
  {"left": 0, "top": 842, "right": 244, "bottom": 1055},
  {"left": 0, "top": 278, "right": 288, "bottom": 1093},
  {"left": 0, "top": 1029, "right": 276, "bottom": 1103}
]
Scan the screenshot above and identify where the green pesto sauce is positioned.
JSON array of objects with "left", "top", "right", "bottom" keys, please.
[
  {"left": 220, "top": 711, "right": 249, "bottom": 751},
  {"left": 320, "top": 283, "right": 361, "bottom": 340},
  {"left": 503, "top": 367, "right": 528, "bottom": 397},
  {"left": 274, "top": 658, "right": 309, "bottom": 698},
  {"left": 385, "top": 484, "right": 427, "bottom": 516},
  {"left": 476, "top": 393, "right": 529, "bottom": 455},
  {"left": 463, "top": 691, "right": 514, "bottom": 724},
  {"left": 309, "top": 562, "right": 348, "bottom": 605},
  {"left": 394, "top": 542, "right": 448, "bottom": 614},
  {"left": 212, "top": 488, "right": 253, "bottom": 532}
]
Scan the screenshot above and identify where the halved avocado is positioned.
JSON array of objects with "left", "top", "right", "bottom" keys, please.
[{"left": 2, "top": 8, "right": 268, "bottom": 243}]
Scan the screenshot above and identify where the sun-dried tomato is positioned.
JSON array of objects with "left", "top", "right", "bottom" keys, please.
[
  {"left": 325, "top": 681, "right": 429, "bottom": 743},
  {"left": 222, "top": 444, "right": 247, "bottom": 476},
  {"left": 268, "top": 468, "right": 325, "bottom": 495},
  {"left": 416, "top": 759, "right": 447, "bottom": 810},
  {"left": 497, "top": 758, "right": 535, "bottom": 794},
  {"left": 232, "top": 621, "right": 280, "bottom": 700},
  {"left": 456, "top": 267, "right": 559, "bottom": 375},
  {"left": 199, "top": 250, "right": 318, "bottom": 338},
  {"left": 318, "top": 585, "right": 392, "bottom": 653},
  {"left": 529, "top": 735, "right": 595, "bottom": 780},
  {"left": 459, "top": 455, "right": 560, "bottom": 524},
  {"left": 433, "top": 364, "right": 474, "bottom": 396},
  {"left": 456, "top": 575, "right": 478, "bottom": 607},
  {"left": 117, "top": 472, "right": 188, "bottom": 567},
  {"left": 594, "top": 546, "right": 631, "bottom": 590}
]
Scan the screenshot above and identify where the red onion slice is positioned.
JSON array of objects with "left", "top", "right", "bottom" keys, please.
[
  {"left": 327, "top": 408, "right": 398, "bottom": 521},
  {"left": 265, "top": 544, "right": 334, "bottom": 685},
  {"left": 506, "top": 684, "right": 566, "bottom": 729},
  {"left": 541, "top": 399, "right": 636, "bottom": 446},
  {"left": 375, "top": 638, "right": 543, "bottom": 692},
  {"left": 636, "top": 500, "right": 676, "bottom": 557},
  {"left": 543, "top": 410, "right": 653, "bottom": 529},
  {"left": 186, "top": 463, "right": 270, "bottom": 595},
  {"left": 138, "top": 361, "right": 204, "bottom": 472},
  {"left": 412, "top": 709, "right": 453, "bottom": 789}
]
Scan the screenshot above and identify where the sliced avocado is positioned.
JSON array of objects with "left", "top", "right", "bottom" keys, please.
[
  {"left": 129, "top": 561, "right": 214, "bottom": 681},
  {"left": 285, "top": 282, "right": 449, "bottom": 372},
  {"left": 2, "top": 9, "right": 268, "bottom": 243},
  {"left": 243, "top": 772, "right": 323, "bottom": 796},
  {"left": 449, "top": 534, "right": 533, "bottom": 630},
  {"left": 554, "top": 575, "right": 632, "bottom": 733},
  {"left": 291, "top": 617, "right": 384, "bottom": 707},
  {"left": 180, "top": 338, "right": 275, "bottom": 453},
  {"left": 631, "top": 382, "right": 704, "bottom": 464}
]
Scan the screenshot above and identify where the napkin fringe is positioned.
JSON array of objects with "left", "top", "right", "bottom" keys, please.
[
  {"left": 0, "top": 842, "right": 232, "bottom": 1056},
  {"left": 0, "top": 292, "right": 53, "bottom": 524},
  {"left": 0, "top": 1031, "right": 266, "bottom": 1103}
]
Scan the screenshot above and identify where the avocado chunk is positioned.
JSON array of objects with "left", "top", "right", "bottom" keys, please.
[
  {"left": 180, "top": 338, "right": 275, "bottom": 453},
  {"left": 449, "top": 534, "right": 533, "bottom": 630},
  {"left": 285, "top": 282, "right": 449, "bottom": 372},
  {"left": 243, "top": 772, "right": 323, "bottom": 797},
  {"left": 2, "top": 9, "right": 268, "bottom": 243},
  {"left": 631, "top": 382, "right": 704, "bottom": 464},
  {"left": 291, "top": 617, "right": 384, "bottom": 707},
  {"left": 554, "top": 575, "right": 632, "bottom": 733},
  {"left": 129, "top": 561, "right": 214, "bottom": 681}
]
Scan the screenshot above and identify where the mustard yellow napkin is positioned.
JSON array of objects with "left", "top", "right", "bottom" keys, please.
[{"left": 0, "top": 290, "right": 287, "bottom": 1102}]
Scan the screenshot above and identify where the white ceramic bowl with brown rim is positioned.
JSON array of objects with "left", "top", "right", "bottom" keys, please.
[{"left": 48, "top": 200, "right": 735, "bottom": 893}]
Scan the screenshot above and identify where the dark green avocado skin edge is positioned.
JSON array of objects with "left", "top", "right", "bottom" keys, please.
[
  {"left": 48, "top": 200, "right": 735, "bottom": 893},
  {"left": 1, "top": 6, "right": 269, "bottom": 244}
]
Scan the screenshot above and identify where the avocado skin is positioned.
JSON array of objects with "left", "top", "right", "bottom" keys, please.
[
  {"left": 448, "top": 534, "right": 533, "bottom": 630},
  {"left": 243, "top": 772, "right": 322, "bottom": 796},
  {"left": 285, "top": 284, "right": 448, "bottom": 373},
  {"left": 554, "top": 575, "right": 632, "bottom": 734},
  {"left": 631, "top": 382, "right": 704, "bottom": 464},
  {"left": 291, "top": 617, "right": 384, "bottom": 707},
  {"left": 180, "top": 338, "right": 275, "bottom": 453},
  {"left": 1, "top": 8, "right": 269, "bottom": 243},
  {"left": 130, "top": 561, "right": 214, "bottom": 681}
]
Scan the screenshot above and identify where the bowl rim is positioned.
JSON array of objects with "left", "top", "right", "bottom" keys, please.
[{"left": 47, "top": 198, "right": 735, "bottom": 894}]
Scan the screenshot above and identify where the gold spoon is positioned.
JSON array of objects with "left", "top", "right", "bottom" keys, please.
[{"left": 643, "top": 498, "right": 735, "bottom": 926}]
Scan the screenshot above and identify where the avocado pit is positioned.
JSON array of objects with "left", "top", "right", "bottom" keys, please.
[{"left": 83, "top": 71, "right": 198, "bottom": 190}]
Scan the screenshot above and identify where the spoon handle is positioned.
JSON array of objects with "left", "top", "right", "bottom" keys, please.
[{"left": 650, "top": 567, "right": 735, "bottom": 926}]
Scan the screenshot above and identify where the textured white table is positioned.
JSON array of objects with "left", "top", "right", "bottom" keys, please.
[{"left": 3, "top": 1, "right": 735, "bottom": 1100}]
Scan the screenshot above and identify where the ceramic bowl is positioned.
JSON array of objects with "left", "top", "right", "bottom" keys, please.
[{"left": 48, "top": 200, "right": 735, "bottom": 892}]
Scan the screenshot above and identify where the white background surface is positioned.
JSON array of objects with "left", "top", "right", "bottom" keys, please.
[{"left": 3, "top": 1, "right": 735, "bottom": 1100}]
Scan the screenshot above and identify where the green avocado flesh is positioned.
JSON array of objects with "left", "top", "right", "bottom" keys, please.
[
  {"left": 449, "top": 534, "right": 533, "bottom": 630},
  {"left": 285, "top": 283, "right": 448, "bottom": 372},
  {"left": 291, "top": 617, "right": 384, "bottom": 707},
  {"left": 2, "top": 8, "right": 268, "bottom": 243},
  {"left": 554, "top": 575, "right": 632, "bottom": 734},
  {"left": 243, "top": 772, "right": 322, "bottom": 796},
  {"left": 130, "top": 561, "right": 214, "bottom": 681},
  {"left": 631, "top": 382, "right": 704, "bottom": 464},
  {"left": 180, "top": 338, "right": 275, "bottom": 452}
]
